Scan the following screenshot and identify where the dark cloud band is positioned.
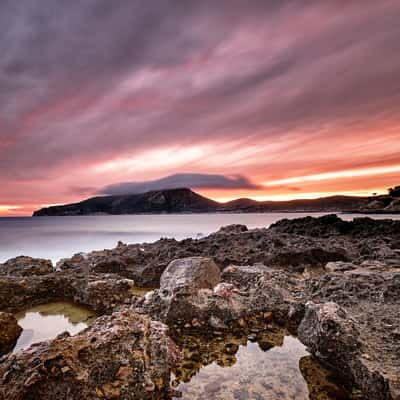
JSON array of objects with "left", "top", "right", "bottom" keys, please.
[{"left": 99, "top": 173, "right": 262, "bottom": 195}]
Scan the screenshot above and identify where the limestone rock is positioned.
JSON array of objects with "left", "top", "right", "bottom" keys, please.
[
  {"left": 0, "top": 312, "right": 22, "bottom": 356},
  {"left": 298, "top": 301, "right": 400, "bottom": 400},
  {"left": 0, "top": 256, "right": 53, "bottom": 277},
  {"left": 160, "top": 257, "right": 221, "bottom": 298},
  {"left": 0, "top": 272, "right": 138, "bottom": 314},
  {"left": 0, "top": 309, "right": 180, "bottom": 400}
]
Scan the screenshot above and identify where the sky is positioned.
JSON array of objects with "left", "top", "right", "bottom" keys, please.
[{"left": 1, "top": 1, "right": 400, "bottom": 216}]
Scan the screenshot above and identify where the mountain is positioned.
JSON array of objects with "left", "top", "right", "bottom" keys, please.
[
  {"left": 33, "top": 188, "right": 219, "bottom": 216},
  {"left": 33, "top": 188, "right": 376, "bottom": 216}
]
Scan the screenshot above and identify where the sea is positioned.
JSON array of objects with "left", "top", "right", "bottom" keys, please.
[{"left": 1, "top": 212, "right": 399, "bottom": 264}]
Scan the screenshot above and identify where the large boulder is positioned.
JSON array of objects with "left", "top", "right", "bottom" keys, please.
[
  {"left": 159, "top": 257, "right": 221, "bottom": 298},
  {"left": 0, "top": 256, "right": 53, "bottom": 277},
  {"left": 142, "top": 262, "right": 304, "bottom": 331},
  {"left": 0, "top": 309, "right": 181, "bottom": 400},
  {"left": 0, "top": 312, "right": 22, "bottom": 355}
]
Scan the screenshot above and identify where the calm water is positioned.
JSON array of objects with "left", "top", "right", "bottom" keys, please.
[
  {"left": 172, "top": 329, "right": 360, "bottom": 399},
  {"left": 0, "top": 213, "right": 399, "bottom": 263},
  {"left": 13, "top": 302, "right": 96, "bottom": 352}
]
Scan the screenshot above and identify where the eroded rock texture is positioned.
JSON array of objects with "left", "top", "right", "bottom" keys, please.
[
  {"left": 0, "top": 256, "right": 53, "bottom": 277},
  {"left": 0, "top": 312, "right": 22, "bottom": 356},
  {"left": 1, "top": 215, "right": 399, "bottom": 399},
  {"left": 0, "top": 309, "right": 180, "bottom": 400}
]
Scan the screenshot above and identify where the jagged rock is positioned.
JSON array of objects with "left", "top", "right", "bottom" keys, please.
[
  {"left": 0, "top": 256, "right": 53, "bottom": 277},
  {"left": 0, "top": 309, "right": 180, "bottom": 400},
  {"left": 299, "top": 300, "right": 400, "bottom": 400},
  {"left": 216, "top": 224, "right": 248, "bottom": 234},
  {"left": 53, "top": 215, "right": 400, "bottom": 288},
  {"left": 298, "top": 302, "right": 360, "bottom": 371},
  {"left": 0, "top": 272, "right": 138, "bottom": 314},
  {"left": 271, "top": 214, "right": 400, "bottom": 238},
  {"left": 0, "top": 312, "right": 22, "bottom": 356},
  {"left": 268, "top": 247, "right": 349, "bottom": 271}
]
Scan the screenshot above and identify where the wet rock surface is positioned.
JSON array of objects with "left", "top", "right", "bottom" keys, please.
[
  {"left": 0, "top": 215, "right": 399, "bottom": 399},
  {"left": 0, "top": 312, "right": 22, "bottom": 356},
  {"left": 0, "top": 309, "right": 180, "bottom": 400}
]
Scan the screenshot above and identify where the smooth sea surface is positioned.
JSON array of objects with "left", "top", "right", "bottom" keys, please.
[{"left": 1, "top": 213, "right": 399, "bottom": 263}]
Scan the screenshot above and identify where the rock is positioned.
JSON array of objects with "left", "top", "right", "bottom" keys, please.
[
  {"left": 142, "top": 259, "right": 239, "bottom": 327},
  {"left": 222, "top": 264, "right": 273, "bottom": 287},
  {"left": 159, "top": 257, "right": 221, "bottom": 298},
  {"left": 0, "top": 272, "right": 138, "bottom": 314},
  {"left": 2, "top": 215, "right": 400, "bottom": 398},
  {"left": 298, "top": 301, "right": 399, "bottom": 400},
  {"left": 299, "top": 356, "right": 355, "bottom": 400},
  {"left": 0, "top": 309, "right": 181, "bottom": 400},
  {"left": 298, "top": 302, "right": 360, "bottom": 368},
  {"left": 365, "top": 200, "right": 387, "bottom": 210},
  {"left": 271, "top": 214, "right": 400, "bottom": 238},
  {"left": 0, "top": 256, "right": 53, "bottom": 277},
  {"left": 141, "top": 261, "right": 304, "bottom": 332},
  {"left": 54, "top": 215, "right": 400, "bottom": 288},
  {"left": 325, "top": 261, "right": 357, "bottom": 273},
  {"left": 385, "top": 198, "right": 400, "bottom": 212},
  {"left": 0, "top": 312, "right": 22, "bottom": 355},
  {"left": 268, "top": 247, "right": 349, "bottom": 271},
  {"left": 216, "top": 224, "right": 248, "bottom": 235}
]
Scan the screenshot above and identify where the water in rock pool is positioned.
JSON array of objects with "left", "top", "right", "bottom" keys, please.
[
  {"left": 171, "top": 327, "right": 362, "bottom": 400},
  {"left": 13, "top": 301, "right": 97, "bottom": 353}
]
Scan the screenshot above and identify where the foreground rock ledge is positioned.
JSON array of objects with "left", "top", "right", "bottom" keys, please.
[
  {"left": 1, "top": 215, "right": 400, "bottom": 399},
  {"left": 0, "top": 309, "right": 180, "bottom": 400}
]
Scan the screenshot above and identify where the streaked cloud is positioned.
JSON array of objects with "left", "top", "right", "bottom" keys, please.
[
  {"left": 1, "top": 1, "right": 400, "bottom": 214},
  {"left": 264, "top": 165, "right": 400, "bottom": 186}
]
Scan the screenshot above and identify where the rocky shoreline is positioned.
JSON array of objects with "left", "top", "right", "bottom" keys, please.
[{"left": 0, "top": 214, "right": 399, "bottom": 399}]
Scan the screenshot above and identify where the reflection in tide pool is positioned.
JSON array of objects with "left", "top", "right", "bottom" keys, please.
[
  {"left": 172, "top": 328, "right": 360, "bottom": 400},
  {"left": 13, "top": 302, "right": 96, "bottom": 353}
]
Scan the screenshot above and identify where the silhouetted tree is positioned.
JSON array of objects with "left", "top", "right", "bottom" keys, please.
[{"left": 388, "top": 186, "right": 400, "bottom": 197}]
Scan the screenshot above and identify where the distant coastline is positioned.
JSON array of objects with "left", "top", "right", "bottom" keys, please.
[{"left": 32, "top": 187, "right": 400, "bottom": 216}]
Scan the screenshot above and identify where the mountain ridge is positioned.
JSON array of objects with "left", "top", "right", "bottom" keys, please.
[{"left": 32, "top": 187, "right": 386, "bottom": 216}]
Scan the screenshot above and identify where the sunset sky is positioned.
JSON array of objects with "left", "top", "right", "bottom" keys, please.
[{"left": 1, "top": 1, "right": 400, "bottom": 216}]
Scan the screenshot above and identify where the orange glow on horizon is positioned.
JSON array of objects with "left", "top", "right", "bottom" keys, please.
[{"left": 263, "top": 165, "right": 400, "bottom": 186}]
